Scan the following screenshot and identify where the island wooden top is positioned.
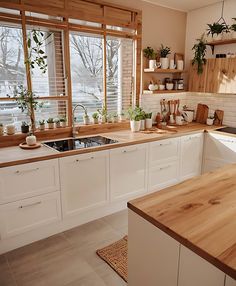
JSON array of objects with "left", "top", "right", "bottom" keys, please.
[
  {"left": 128, "top": 164, "right": 236, "bottom": 279},
  {"left": 0, "top": 123, "right": 217, "bottom": 168}
]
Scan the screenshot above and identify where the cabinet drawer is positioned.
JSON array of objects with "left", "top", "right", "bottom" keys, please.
[
  {"left": 0, "top": 159, "right": 59, "bottom": 204},
  {"left": 149, "top": 138, "right": 180, "bottom": 164},
  {"left": 148, "top": 161, "right": 179, "bottom": 192},
  {"left": 0, "top": 192, "right": 61, "bottom": 239}
]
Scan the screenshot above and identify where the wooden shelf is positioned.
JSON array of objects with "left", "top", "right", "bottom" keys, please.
[
  {"left": 143, "top": 90, "right": 187, "bottom": 94},
  {"left": 206, "top": 38, "right": 236, "bottom": 54},
  {"left": 144, "top": 69, "right": 186, "bottom": 73}
]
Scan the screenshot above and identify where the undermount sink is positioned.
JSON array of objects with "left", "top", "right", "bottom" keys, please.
[{"left": 43, "top": 136, "right": 118, "bottom": 152}]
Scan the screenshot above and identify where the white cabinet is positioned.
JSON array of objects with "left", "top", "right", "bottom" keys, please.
[
  {"left": 128, "top": 210, "right": 180, "bottom": 286},
  {"left": 180, "top": 133, "right": 203, "bottom": 180},
  {"left": 203, "top": 133, "right": 236, "bottom": 173},
  {"left": 60, "top": 151, "right": 109, "bottom": 217},
  {"left": 178, "top": 245, "right": 225, "bottom": 286},
  {"left": 225, "top": 275, "right": 236, "bottom": 286},
  {"left": 110, "top": 144, "right": 148, "bottom": 201},
  {"left": 0, "top": 159, "right": 59, "bottom": 204},
  {"left": 148, "top": 138, "right": 180, "bottom": 191},
  {"left": 0, "top": 192, "right": 61, "bottom": 238}
]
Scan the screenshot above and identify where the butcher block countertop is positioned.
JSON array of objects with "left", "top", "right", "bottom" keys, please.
[
  {"left": 128, "top": 164, "right": 236, "bottom": 280},
  {"left": 0, "top": 123, "right": 218, "bottom": 168}
]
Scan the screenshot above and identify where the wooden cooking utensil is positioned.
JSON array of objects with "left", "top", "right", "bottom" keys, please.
[
  {"left": 195, "top": 103, "right": 209, "bottom": 124},
  {"left": 176, "top": 99, "right": 181, "bottom": 116},
  {"left": 214, "top": 110, "right": 224, "bottom": 126}
]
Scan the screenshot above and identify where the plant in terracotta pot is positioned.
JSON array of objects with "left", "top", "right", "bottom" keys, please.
[
  {"left": 47, "top": 118, "right": 54, "bottom": 129},
  {"left": 39, "top": 120, "right": 45, "bottom": 131},
  {"left": 143, "top": 46, "right": 157, "bottom": 69},
  {"left": 145, "top": 112, "right": 153, "bottom": 129},
  {"left": 207, "top": 22, "right": 228, "bottom": 41},
  {"left": 0, "top": 123, "right": 4, "bottom": 136},
  {"left": 230, "top": 18, "right": 236, "bottom": 38},
  {"left": 192, "top": 35, "right": 207, "bottom": 75},
  {"left": 60, "top": 117, "right": 67, "bottom": 127},
  {"left": 21, "top": 121, "right": 30, "bottom": 133},
  {"left": 128, "top": 106, "right": 142, "bottom": 132},
  {"left": 159, "top": 44, "right": 171, "bottom": 69},
  {"left": 92, "top": 112, "right": 99, "bottom": 124}
]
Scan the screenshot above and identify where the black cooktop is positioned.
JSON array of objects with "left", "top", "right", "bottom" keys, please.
[
  {"left": 216, "top": 127, "right": 236, "bottom": 135},
  {"left": 44, "top": 136, "right": 118, "bottom": 152}
]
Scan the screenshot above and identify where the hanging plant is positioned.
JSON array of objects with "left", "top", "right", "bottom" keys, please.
[
  {"left": 192, "top": 35, "right": 207, "bottom": 75},
  {"left": 206, "top": 22, "right": 228, "bottom": 36}
]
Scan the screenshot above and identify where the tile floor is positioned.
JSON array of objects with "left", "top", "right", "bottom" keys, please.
[{"left": 0, "top": 209, "right": 128, "bottom": 286}]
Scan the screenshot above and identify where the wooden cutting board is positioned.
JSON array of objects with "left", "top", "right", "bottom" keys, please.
[{"left": 195, "top": 103, "right": 209, "bottom": 124}]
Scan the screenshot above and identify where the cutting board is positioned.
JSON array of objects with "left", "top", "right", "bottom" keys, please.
[{"left": 195, "top": 104, "right": 209, "bottom": 124}]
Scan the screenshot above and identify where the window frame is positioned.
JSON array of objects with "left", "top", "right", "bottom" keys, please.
[{"left": 0, "top": 0, "right": 142, "bottom": 134}]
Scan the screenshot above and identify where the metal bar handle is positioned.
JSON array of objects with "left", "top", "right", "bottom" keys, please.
[
  {"left": 159, "top": 165, "right": 171, "bottom": 171},
  {"left": 19, "top": 201, "right": 42, "bottom": 209},
  {"left": 15, "top": 167, "right": 39, "bottom": 174},
  {"left": 75, "top": 156, "right": 94, "bottom": 163},
  {"left": 122, "top": 148, "right": 138, "bottom": 153}
]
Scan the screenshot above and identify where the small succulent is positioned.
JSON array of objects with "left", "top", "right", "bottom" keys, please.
[
  {"left": 145, "top": 112, "right": 152, "bottom": 119},
  {"left": 92, "top": 112, "right": 99, "bottom": 119},
  {"left": 21, "top": 121, "right": 29, "bottom": 127},
  {"left": 47, "top": 117, "right": 54, "bottom": 123},
  {"left": 60, "top": 117, "right": 66, "bottom": 122}
]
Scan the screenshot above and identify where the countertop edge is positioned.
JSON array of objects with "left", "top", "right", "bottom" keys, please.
[{"left": 127, "top": 202, "right": 236, "bottom": 280}]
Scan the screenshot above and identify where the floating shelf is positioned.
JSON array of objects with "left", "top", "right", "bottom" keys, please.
[
  {"left": 206, "top": 38, "right": 236, "bottom": 54},
  {"left": 144, "top": 68, "right": 186, "bottom": 73},
  {"left": 143, "top": 90, "right": 187, "bottom": 94}
]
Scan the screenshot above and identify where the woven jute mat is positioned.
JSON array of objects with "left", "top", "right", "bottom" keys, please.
[{"left": 96, "top": 235, "right": 128, "bottom": 282}]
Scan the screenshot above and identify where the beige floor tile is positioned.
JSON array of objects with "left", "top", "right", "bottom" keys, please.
[
  {"left": 102, "top": 209, "right": 128, "bottom": 234},
  {"left": 0, "top": 255, "right": 16, "bottom": 286},
  {"left": 65, "top": 270, "right": 106, "bottom": 286},
  {"left": 95, "top": 263, "right": 127, "bottom": 286}
]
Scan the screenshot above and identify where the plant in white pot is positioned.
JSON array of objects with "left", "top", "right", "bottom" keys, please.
[
  {"left": 128, "top": 107, "right": 142, "bottom": 132},
  {"left": 83, "top": 110, "right": 90, "bottom": 125},
  {"left": 112, "top": 112, "right": 119, "bottom": 123},
  {"left": 207, "top": 115, "right": 214, "bottom": 126},
  {"left": 98, "top": 106, "right": 107, "bottom": 123},
  {"left": 140, "top": 109, "right": 146, "bottom": 131},
  {"left": 47, "top": 118, "right": 54, "bottom": 129},
  {"left": 60, "top": 117, "right": 67, "bottom": 128},
  {"left": 39, "top": 120, "right": 45, "bottom": 131},
  {"left": 207, "top": 22, "right": 228, "bottom": 41},
  {"left": 0, "top": 123, "right": 4, "bottom": 136},
  {"left": 230, "top": 18, "right": 236, "bottom": 38},
  {"left": 145, "top": 112, "right": 153, "bottom": 129},
  {"left": 92, "top": 112, "right": 99, "bottom": 124},
  {"left": 54, "top": 118, "right": 61, "bottom": 128},
  {"left": 143, "top": 46, "right": 157, "bottom": 69},
  {"left": 159, "top": 44, "right": 171, "bottom": 69}
]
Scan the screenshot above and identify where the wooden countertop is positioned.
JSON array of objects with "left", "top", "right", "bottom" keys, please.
[
  {"left": 0, "top": 123, "right": 217, "bottom": 168},
  {"left": 128, "top": 164, "right": 236, "bottom": 280}
]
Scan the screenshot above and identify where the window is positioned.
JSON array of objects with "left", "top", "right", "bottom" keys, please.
[{"left": 70, "top": 32, "right": 104, "bottom": 121}]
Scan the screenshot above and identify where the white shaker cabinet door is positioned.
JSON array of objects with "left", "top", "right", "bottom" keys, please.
[
  {"left": 180, "top": 133, "right": 203, "bottom": 181},
  {"left": 178, "top": 245, "right": 225, "bottom": 286},
  {"left": 110, "top": 144, "right": 148, "bottom": 201},
  {"left": 225, "top": 275, "right": 236, "bottom": 286},
  {"left": 60, "top": 150, "right": 109, "bottom": 217}
]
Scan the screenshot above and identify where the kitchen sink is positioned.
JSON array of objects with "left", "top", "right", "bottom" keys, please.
[
  {"left": 44, "top": 136, "right": 118, "bottom": 152},
  {"left": 215, "top": 127, "right": 236, "bottom": 135}
]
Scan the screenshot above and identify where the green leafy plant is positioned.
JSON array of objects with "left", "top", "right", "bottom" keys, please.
[
  {"left": 92, "top": 112, "right": 99, "bottom": 119},
  {"left": 230, "top": 18, "right": 236, "bottom": 32},
  {"left": 145, "top": 112, "right": 152, "bottom": 119},
  {"left": 47, "top": 118, "right": 54, "bottom": 124},
  {"left": 39, "top": 120, "right": 45, "bottom": 125},
  {"left": 159, "top": 44, "right": 171, "bottom": 58},
  {"left": 128, "top": 106, "right": 143, "bottom": 121},
  {"left": 143, "top": 46, "right": 157, "bottom": 60},
  {"left": 59, "top": 117, "right": 66, "bottom": 122},
  {"left": 192, "top": 35, "right": 207, "bottom": 75},
  {"left": 207, "top": 22, "right": 228, "bottom": 36},
  {"left": 54, "top": 118, "right": 60, "bottom": 124},
  {"left": 97, "top": 106, "right": 107, "bottom": 117}
]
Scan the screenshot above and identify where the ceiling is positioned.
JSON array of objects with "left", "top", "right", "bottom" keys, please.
[{"left": 142, "top": 0, "right": 222, "bottom": 12}]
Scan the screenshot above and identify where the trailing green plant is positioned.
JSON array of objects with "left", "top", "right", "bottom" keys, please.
[
  {"left": 143, "top": 46, "right": 157, "bottom": 60},
  {"left": 92, "top": 112, "right": 99, "bottom": 119},
  {"left": 207, "top": 22, "right": 228, "bottom": 36},
  {"left": 159, "top": 44, "right": 171, "bottom": 58},
  {"left": 47, "top": 118, "right": 54, "bottom": 124},
  {"left": 145, "top": 112, "right": 152, "bottom": 119},
  {"left": 192, "top": 35, "right": 207, "bottom": 75}
]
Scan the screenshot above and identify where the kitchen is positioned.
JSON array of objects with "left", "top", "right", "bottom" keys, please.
[{"left": 0, "top": 0, "right": 236, "bottom": 285}]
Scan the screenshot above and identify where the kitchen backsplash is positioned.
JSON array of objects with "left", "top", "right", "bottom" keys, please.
[{"left": 140, "top": 92, "right": 236, "bottom": 127}]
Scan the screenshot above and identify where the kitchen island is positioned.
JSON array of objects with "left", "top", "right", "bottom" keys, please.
[{"left": 128, "top": 164, "right": 236, "bottom": 286}]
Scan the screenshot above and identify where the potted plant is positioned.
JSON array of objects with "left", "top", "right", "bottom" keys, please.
[
  {"left": 143, "top": 46, "right": 157, "bottom": 69},
  {"left": 128, "top": 107, "right": 142, "bottom": 132},
  {"left": 60, "top": 117, "right": 67, "bottom": 128},
  {"left": 230, "top": 18, "right": 236, "bottom": 38},
  {"left": 83, "top": 109, "right": 90, "bottom": 125},
  {"left": 140, "top": 109, "right": 146, "bottom": 131},
  {"left": 54, "top": 118, "right": 61, "bottom": 128},
  {"left": 21, "top": 121, "right": 30, "bottom": 133},
  {"left": 98, "top": 106, "right": 107, "bottom": 123},
  {"left": 207, "top": 22, "right": 228, "bottom": 41},
  {"left": 92, "top": 112, "right": 99, "bottom": 124},
  {"left": 112, "top": 112, "right": 119, "bottom": 123},
  {"left": 207, "top": 116, "right": 214, "bottom": 126},
  {"left": 159, "top": 44, "right": 171, "bottom": 69},
  {"left": 107, "top": 113, "right": 113, "bottom": 123},
  {"left": 26, "top": 132, "right": 37, "bottom": 146},
  {"left": 145, "top": 112, "right": 153, "bottom": 129},
  {"left": 47, "top": 118, "right": 54, "bottom": 129},
  {"left": 119, "top": 111, "right": 126, "bottom": 122},
  {"left": 192, "top": 35, "right": 207, "bottom": 75},
  {"left": 0, "top": 123, "right": 4, "bottom": 136},
  {"left": 39, "top": 120, "right": 45, "bottom": 131}
]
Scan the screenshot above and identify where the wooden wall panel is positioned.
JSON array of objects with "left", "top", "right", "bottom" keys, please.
[
  {"left": 23, "top": 0, "right": 65, "bottom": 9},
  {"left": 188, "top": 61, "right": 208, "bottom": 92},
  {"left": 104, "top": 6, "right": 133, "bottom": 27}
]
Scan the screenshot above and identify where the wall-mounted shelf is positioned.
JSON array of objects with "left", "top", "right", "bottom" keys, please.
[
  {"left": 144, "top": 68, "right": 186, "bottom": 73},
  {"left": 206, "top": 38, "right": 236, "bottom": 54},
  {"left": 143, "top": 90, "right": 187, "bottom": 94}
]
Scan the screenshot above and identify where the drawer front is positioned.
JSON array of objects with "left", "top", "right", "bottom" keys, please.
[
  {"left": 148, "top": 161, "right": 179, "bottom": 192},
  {"left": 0, "top": 159, "right": 59, "bottom": 204},
  {"left": 149, "top": 138, "right": 180, "bottom": 165},
  {"left": 0, "top": 192, "right": 62, "bottom": 239}
]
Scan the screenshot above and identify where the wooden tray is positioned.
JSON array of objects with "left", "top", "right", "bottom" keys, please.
[{"left": 19, "top": 142, "right": 41, "bottom": 150}]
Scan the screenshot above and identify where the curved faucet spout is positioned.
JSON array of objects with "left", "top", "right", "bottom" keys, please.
[{"left": 72, "top": 103, "right": 88, "bottom": 138}]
